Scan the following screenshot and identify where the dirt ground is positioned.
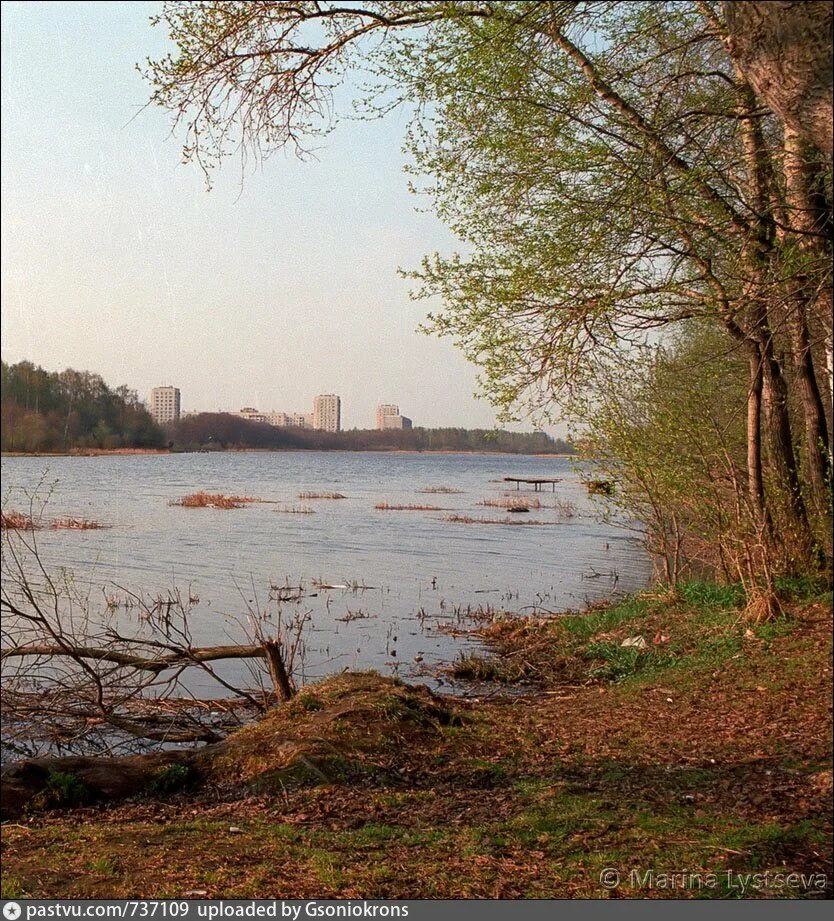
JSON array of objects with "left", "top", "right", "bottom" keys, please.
[{"left": 2, "top": 583, "right": 831, "bottom": 899}]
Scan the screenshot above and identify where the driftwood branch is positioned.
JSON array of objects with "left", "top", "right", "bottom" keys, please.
[
  {"left": 1, "top": 643, "right": 267, "bottom": 673},
  {"left": 2, "top": 512, "right": 306, "bottom": 752}
]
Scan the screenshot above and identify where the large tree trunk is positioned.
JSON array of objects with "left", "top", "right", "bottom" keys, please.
[
  {"left": 781, "top": 126, "right": 833, "bottom": 569},
  {"left": 744, "top": 338, "right": 769, "bottom": 531},
  {"left": 759, "top": 326, "right": 815, "bottom": 558},
  {"left": 723, "top": 1, "right": 834, "bottom": 158}
]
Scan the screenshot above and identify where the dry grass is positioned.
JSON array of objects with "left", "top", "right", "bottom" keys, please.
[
  {"left": 298, "top": 491, "right": 347, "bottom": 500},
  {"left": 551, "top": 498, "right": 577, "bottom": 518},
  {"left": 171, "top": 492, "right": 261, "bottom": 509},
  {"left": 275, "top": 505, "right": 316, "bottom": 515},
  {"left": 417, "top": 486, "right": 465, "bottom": 494},
  {"left": 375, "top": 502, "right": 448, "bottom": 511},
  {"left": 479, "top": 496, "right": 541, "bottom": 509},
  {"left": 50, "top": 517, "right": 104, "bottom": 530},
  {"left": 2, "top": 511, "right": 105, "bottom": 530},
  {"left": 481, "top": 496, "right": 577, "bottom": 518},
  {"left": 0, "top": 511, "right": 38, "bottom": 530},
  {"left": 441, "top": 514, "right": 548, "bottom": 526},
  {"left": 587, "top": 479, "right": 615, "bottom": 496}
]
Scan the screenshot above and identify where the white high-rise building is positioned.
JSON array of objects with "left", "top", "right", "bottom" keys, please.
[
  {"left": 376, "top": 403, "right": 399, "bottom": 430},
  {"left": 149, "top": 386, "right": 181, "bottom": 425},
  {"left": 313, "top": 394, "right": 341, "bottom": 433}
]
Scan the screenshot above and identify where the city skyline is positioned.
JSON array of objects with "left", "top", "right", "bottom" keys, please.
[
  {"left": 0, "top": 2, "right": 566, "bottom": 436},
  {"left": 173, "top": 390, "right": 419, "bottom": 433}
]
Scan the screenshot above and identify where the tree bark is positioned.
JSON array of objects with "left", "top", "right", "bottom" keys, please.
[
  {"left": 263, "top": 640, "right": 295, "bottom": 702},
  {"left": 782, "top": 126, "right": 834, "bottom": 531},
  {"left": 744, "top": 339, "right": 769, "bottom": 531},
  {"left": 723, "top": 1, "right": 834, "bottom": 157},
  {"left": 759, "top": 323, "right": 814, "bottom": 552},
  {"left": 1, "top": 643, "right": 267, "bottom": 672}
]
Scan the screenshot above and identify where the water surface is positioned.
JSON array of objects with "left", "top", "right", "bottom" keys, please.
[{"left": 1, "top": 451, "right": 650, "bottom": 692}]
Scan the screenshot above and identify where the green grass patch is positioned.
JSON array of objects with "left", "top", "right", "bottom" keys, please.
[
  {"left": 583, "top": 642, "right": 667, "bottom": 682},
  {"left": 145, "top": 763, "right": 192, "bottom": 795},
  {"left": 0, "top": 876, "right": 28, "bottom": 898},
  {"left": 34, "top": 769, "right": 89, "bottom": 809}
]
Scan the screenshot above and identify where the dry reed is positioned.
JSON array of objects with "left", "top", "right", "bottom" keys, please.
[
  {"left": 479, "top": 496, "right": 541, "bottom": 509},
  {"left": 171, "top": 491, "right": 261, "bottom": 509},
  {"left": 1, "top": 511, "right": 38, "bottom": 530},
  {"left": 441, "top": 514, "right": 548, "bottom": 526},
  {"left": 50, "top": 517, "right": 104, "bottom": 530},
  {"left": 375, "top": 502, "right": 448, "bottom": 511}
]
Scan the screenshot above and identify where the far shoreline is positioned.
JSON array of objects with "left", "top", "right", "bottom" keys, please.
[{"left": 2, "top": 447, "right": 577, "bottom": 459}]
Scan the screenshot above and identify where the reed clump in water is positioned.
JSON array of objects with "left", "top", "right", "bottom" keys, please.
[
  {"left": 299, "top": 491, "right": 346, "bottom": 500},
  {"left": 275, "top": 505, "right": 315, "bottom": 514},
  {"left": 374, "top": 502, "right": 447, "bottom": 511},
  {"left": 479, "top": 496, "right": 541, "bottom": 509},
  {"left": 50, "top": 517, "right": 104, "bottom": 530},
  {"left": 1, "top": 512, "right": 104, "bottom": 530},
  {"left": 1, "top": 511, "right": 38, "bottom": 530},
  {"left": 441, "top": 514, "right": 548, "bottom": 526},
  {"left": 171, "top": 492, "right": 260, "bottom": 509},
  {"left": 417, "top": 486, "right": 464, "bottom": 494}
]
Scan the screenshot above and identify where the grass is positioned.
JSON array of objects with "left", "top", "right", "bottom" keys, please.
[
  {"left": 34, "top": 770, "right": 89, "bottom": 809},
  {"left": 442, "top": 514, "right": 549, "bottom": 526},
  {"left": 145, "top": 764, "right": 192, "bottom": 795},
  {"left": 583, "top": 641, "right": 665, "bottom": 682},
  {"left": 477, "top": 497, "right": 577, "bottom": 518},
  {"left": 299, "top": 491, "right": 346, "bottom": 500},
  {"left": 450, "top": 652, "right": 532, "bottom": 683},
  {"left": 3, "top": 582, "right": 831, "bottom": 899},
  {"left": 84, "top": 857, "right": 118, "bottom": 875},
  {"left": 1, "top": 510, "right": 38, "bottom": 529},
  {"left": 375, "top": 502, "right": 448, "bottom": 511},
  {"left": 171, "top": 491, "right": 262, "bottom": 509},
  {"left": 49, "top": 517, "right": 104, "bottom": 530},
  {"left": 1, "top": 876, "right": 28, "bottom": 899},
  {"left": 448, "top": 579, "right": 832, "bottom": 691},
  {"left": 1, "top": 510, "right": 104, "bottom": 529},
  {"left": 479, "top": 496, "right": 542, "bottom": 509}
]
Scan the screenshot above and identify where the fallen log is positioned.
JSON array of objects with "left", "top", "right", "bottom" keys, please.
[{"left": 1, "top": 643, "right": 267, "bottom": 673}]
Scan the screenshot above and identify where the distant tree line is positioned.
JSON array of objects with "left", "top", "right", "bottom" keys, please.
[
  {"left": 1, "top": 360, "right": 164, "bottom": 452},
  {"left": 171, "top": 413, "right": 572, "bottom": 455}
]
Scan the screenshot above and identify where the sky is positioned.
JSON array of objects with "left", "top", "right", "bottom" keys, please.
[{"left": 0, "top": 1, "right": 563, "bottom": 433}]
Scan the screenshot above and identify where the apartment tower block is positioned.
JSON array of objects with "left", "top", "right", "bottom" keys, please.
[
  {"left": 313, "top": 394, "right": 341, "bottom": 433},
  {"left": 149, "top": 386, "right": 181, "bottom": 425}
]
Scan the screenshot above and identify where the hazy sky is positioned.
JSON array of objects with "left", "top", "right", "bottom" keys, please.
[{"left": 1, "top": 1, "right": 562, "bottom": 432}]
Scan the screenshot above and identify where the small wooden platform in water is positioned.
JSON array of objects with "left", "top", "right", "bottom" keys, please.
[{"left": 503, "top": 476, "right": 562, "bottom": 492}]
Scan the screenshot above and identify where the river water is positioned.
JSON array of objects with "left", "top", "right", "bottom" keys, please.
[{"left": 1, "top": 451, "right": 651, "bottom": 694}]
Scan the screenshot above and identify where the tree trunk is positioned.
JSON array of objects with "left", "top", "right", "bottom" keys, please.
[
  {"left": 744, "top": 338, "right": 769, "bottom": 532},
  {"left": 263, "top": 640, "right": 295, "bottom": 702},
  {"left": 759, "top": 329, "right": 814, "bottom": 554},
  {"left": 782, "top": 126, "right": 834, "bottom": 533},
  {"left": 723, "top": 1, "right": 834, "bottom": 157}
]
